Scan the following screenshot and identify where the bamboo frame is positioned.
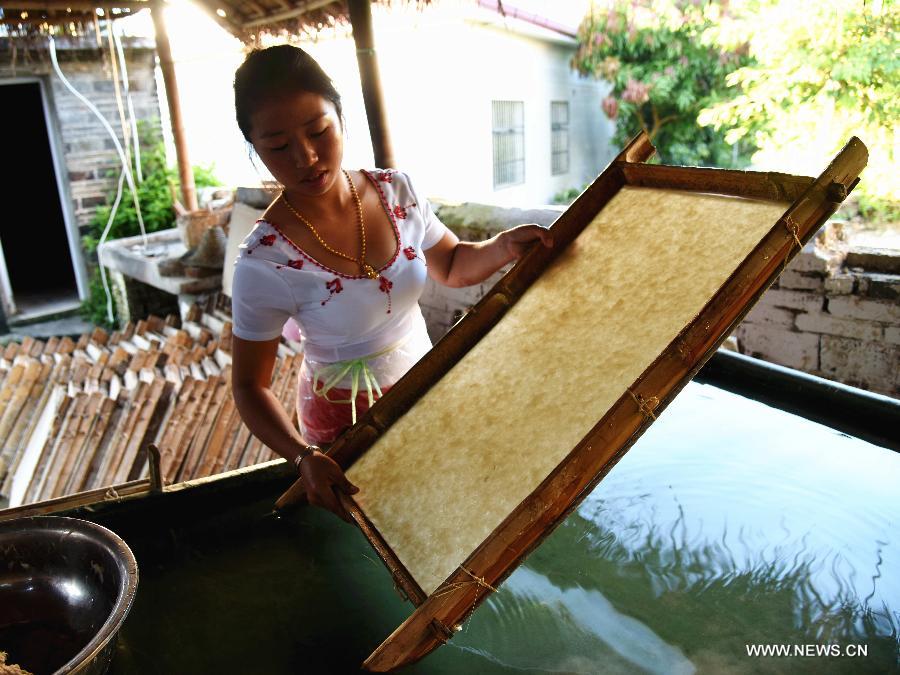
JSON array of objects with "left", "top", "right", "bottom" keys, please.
[
  {"left": 0, "top": 360, "right": 60, "bottom": 498},
  {"left": 193, "top": 367, "right": 236, "bottom": 478},
  {"left": 273, "top": 133, "right": 867, "bottom": 671},
  {"left": 0, "top": 359, "right": 42, "bottom": 479},
  {"left": 22, "top": 392, "right": 73, "bottom": 504},
  {"left": 181, "top": 374, "right": 228, "bottom": 479},
  {"left": 68, "top": 396, "right": 117, "bottom": 493},
  {"left": 0, "top": 478, "right": 152, "bottom": 523},
  {"left": 47, "top": 391, "right": 104, "bottom": 498},
  {"left": 0, "top": 302, "right": 300, "bottom": 515},
  {"left": 157, "top": 377, "right": 197, "bottom": 483},
  {"left": 36, "top": 392, "right": 89, "bottom": 502}
]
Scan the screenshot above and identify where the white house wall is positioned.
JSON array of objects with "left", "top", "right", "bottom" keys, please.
[
  {"left": 140, "top": 2, "right": 615, "bottom": 208},
  {"left": 301, "top": 6, "right": 617, "bottom": 207}
]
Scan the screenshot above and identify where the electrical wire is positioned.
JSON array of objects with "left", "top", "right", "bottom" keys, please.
[
  {"left": 97, "top": 172, "right": 126, "bottom": 324},
  {"left": 48, "top": 35, "right": 147, "bottom": 246},
  {"left": 112, "top": 20, "right": 143, "bottom": 183},
  {"left": 49, "top": 34, "right": 148, "bottom": 324}
]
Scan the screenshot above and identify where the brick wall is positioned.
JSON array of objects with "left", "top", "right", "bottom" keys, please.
[
  {"left": 735, "top": 227, "right": 899, "bottom": 398},
  {"left": 425, "top": 202, "right": 900, "bottom": 399},
  {"left": 0, "top": 38, "right": 162, "bottom": 234}
]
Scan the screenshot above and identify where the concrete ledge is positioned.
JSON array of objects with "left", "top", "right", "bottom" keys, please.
[
  {"left": 236, "top": 187, "right": 276, "bottom": 210},
  {"left": 433, "top": 201, "right": 563, "bottom": 239},
  {"left": 845, "top": 246, "right": 900, "bottom": 274},
  {"left": 98, "top": 229, "right": 222, "bottom": 296}
]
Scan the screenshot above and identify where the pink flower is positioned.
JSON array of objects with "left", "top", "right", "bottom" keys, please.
[
  {"left": 664, "top": 66, "right": 675, "bottom": 77},
  {"left": 680, "top": 55, "right": 690, "bottom": 67},
  {"left": 621, "top": 78, "right": 651, "bottom": 105},
  {"left": 601, "top": 96, "right": 619, "bottom": 120}
]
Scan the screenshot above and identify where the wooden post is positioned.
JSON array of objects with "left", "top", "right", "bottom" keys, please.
[
  {"left": 151, "top": 1, "right": 199, "bottom": 211},
  {"left": 347, "top": 0, "right": 396, "bottom": 169}
]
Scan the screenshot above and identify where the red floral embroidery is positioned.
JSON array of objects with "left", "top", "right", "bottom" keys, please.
[
  {"left": 276, "top": 258, "right": 304, "bottom": 270},
  {"left": 402, "top": 245, "right": 426, "bottom": 265},
  {"left": 246, "top": 233, "right": 277, "bottom": 255},
  {"left": 321, "top": 278, "right": 344, "bottom": 306},
  {"left": 379, "top": 275, "right": 393, "bottom": 314},
  {"left": 392, "top": 202, "right": 416, "bottom": 220},
  {"left": 378, "top": 169, "right": 395, "bottom": 183}
]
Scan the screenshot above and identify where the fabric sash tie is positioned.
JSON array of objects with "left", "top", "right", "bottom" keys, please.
[{"left": 310, "top": 339, "right": 407, "bottom": 424}]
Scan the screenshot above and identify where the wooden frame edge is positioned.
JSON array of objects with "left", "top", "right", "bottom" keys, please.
[{"left": 361, "top": 136, "right": 868, "bottom": 671}]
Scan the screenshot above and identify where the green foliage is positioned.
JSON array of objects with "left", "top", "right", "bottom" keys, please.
[
  {"left": 81, "top": 120, "right": 223, "bottom": 327},
  {"left": 573, "top": 0, "right": 754, "bottom": 167},
  {"left": 80, "top": 265, "right": 118, "bottom": 330},
  {"left": 552, "top": 184, "right": 588, "bottom": 205},
  {"left": 699, "top": 0, "right": 898, "bottom": 219},
  {"left": 83, "top": 125, "right": 222, "bottom": 254}
]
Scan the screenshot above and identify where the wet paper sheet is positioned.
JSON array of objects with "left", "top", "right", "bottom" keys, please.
[{"left": 347, "top": 187, "right": 788, "bottom": 594}]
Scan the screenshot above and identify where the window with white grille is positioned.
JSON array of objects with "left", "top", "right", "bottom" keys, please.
[
  {"left": 551, "top": 101, "right": 570, "bottom": 176},
  {"left": 492, "top": 101, "right": 525, "bottom": 189}
]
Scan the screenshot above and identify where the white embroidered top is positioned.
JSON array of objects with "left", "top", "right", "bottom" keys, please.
[{"left": 230, "top": 169, "right": 450, "bottom": 370}]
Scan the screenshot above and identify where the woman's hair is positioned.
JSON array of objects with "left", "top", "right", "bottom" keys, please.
[{"left": 234, "top": 44, "right": 343, "bottom": 142}]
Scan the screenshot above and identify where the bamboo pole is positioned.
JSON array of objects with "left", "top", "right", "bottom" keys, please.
[
  {"left": 150, "top": 0, "right": 198, "bottom": 211},
  {"left": 347, "top": 0, "right": 396, "bottom": 169}
]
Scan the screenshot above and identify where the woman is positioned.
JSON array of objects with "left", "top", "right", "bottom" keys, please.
[{"left": 230, "top": 45, "right": 552, "bottom": 522}]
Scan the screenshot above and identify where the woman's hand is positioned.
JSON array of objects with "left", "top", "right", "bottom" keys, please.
[
  {"left": 425, "top": 224, "right": 554, "bottom": 288},
  {"left": 497, "top": 224, "right": 554, "bottom": 262},
  {"left": 297, "top": 449, "right": 360, "bottom": 522}
]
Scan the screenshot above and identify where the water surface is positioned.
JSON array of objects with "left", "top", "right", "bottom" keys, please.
[{"left": 108, "top": 381, "right": 899, "bottom": 674}]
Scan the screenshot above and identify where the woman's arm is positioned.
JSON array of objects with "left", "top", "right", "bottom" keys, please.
[
  {"left": 231, "top": 335, "right": 358, "bottom": 521},
  {"left": 424, "top": 225, "right": 553, "bottom": 288}
]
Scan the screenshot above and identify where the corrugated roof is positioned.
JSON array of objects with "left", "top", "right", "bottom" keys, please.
[{"left": 0, "top": 0, "right": 434, "bottom": 42}]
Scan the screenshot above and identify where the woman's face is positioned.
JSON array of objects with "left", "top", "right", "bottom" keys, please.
[{"left": 249, "top": 90, "right": 344, "bottom": 198}]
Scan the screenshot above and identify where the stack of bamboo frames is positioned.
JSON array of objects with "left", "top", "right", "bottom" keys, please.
[
  {"left": 276, "top": 133, "right": 868, "bottom": 671},
  {"left": 0, "top": 301, "right": 301, "bottom": 517}
]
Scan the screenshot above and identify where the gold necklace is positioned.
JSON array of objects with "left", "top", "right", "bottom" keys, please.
[{"left": 280, "top": 169, "right": 379, "bottom": 279}]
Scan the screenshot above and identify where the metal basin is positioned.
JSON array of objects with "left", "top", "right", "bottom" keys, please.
[{"left": 0, "top": 516, "right": 138, "bottom": 674}]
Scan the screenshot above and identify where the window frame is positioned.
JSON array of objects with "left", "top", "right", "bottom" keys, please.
[
  {"left": 492, "top": 100, "right": 526, "bottom": 189},
  {"left": 550, "top": 100, "right": 570, "bottom": 177}
]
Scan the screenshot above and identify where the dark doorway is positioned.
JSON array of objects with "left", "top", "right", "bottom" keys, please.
[{"left": 0, "top": 81, "right": 79, "bottom": 318}]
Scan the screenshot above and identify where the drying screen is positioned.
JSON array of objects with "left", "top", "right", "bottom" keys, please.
[{"left": 347, "top": 187, "right": 788, "bottom": 594}]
